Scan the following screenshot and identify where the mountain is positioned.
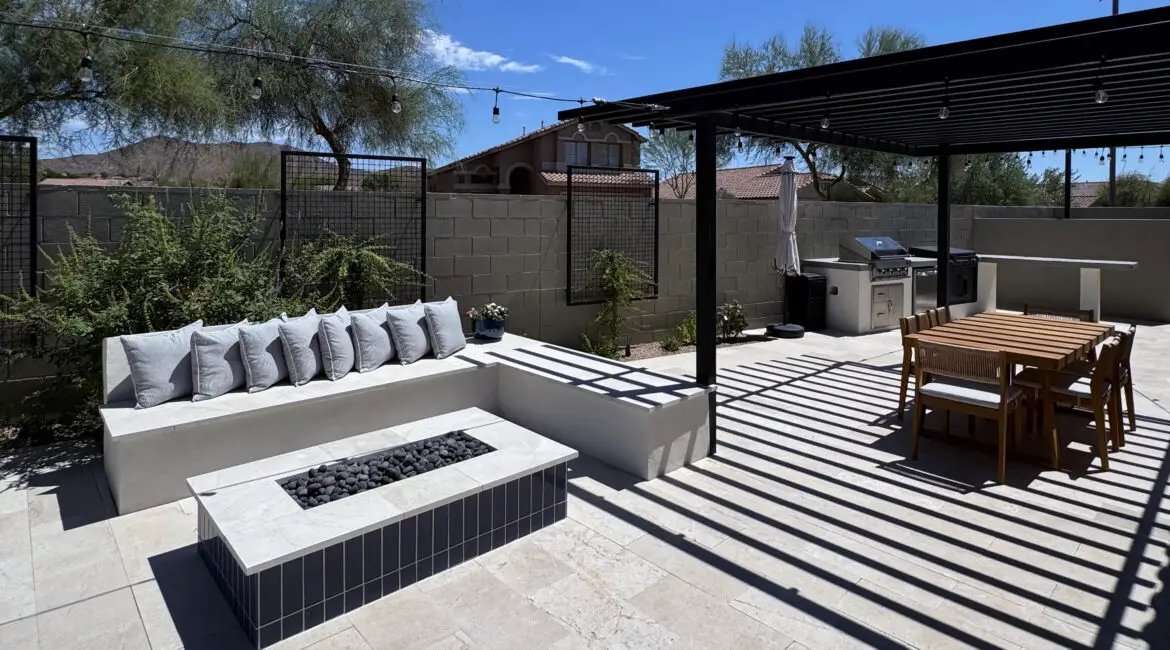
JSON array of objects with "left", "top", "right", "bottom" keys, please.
[{"left": 41, "top": 136, "right": 302, "bottom": 186}]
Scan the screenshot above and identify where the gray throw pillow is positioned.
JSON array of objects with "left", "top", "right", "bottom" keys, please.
[
  {"left": 424, "top": 297, "right": 466, "bottom": 360},
  {"left": 385, "top": 301, "right": 430, "bottom": 365},
  {"left": 120, "top": 320, "right": 204, "bottom": 408},
  {"left": 351, "top": 308, "right": 396, "bottom": 372},
  {"left": 191, "top": 322, "right": 248, "bottom": 402},
  {"left": 281, "top": 307, "right": 318, "bottom": 322},
  {"left": 239, "top": 318, "right": 288, "bottom": 392},
  {"left": 279, "top": 313, "right": 323, "bottom": 386},
  {"left": 319, "top": 307, "right": 354, "bottom": 381}
]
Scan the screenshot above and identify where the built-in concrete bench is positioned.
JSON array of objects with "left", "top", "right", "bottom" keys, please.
[{"left": 101, "top": 334, "right": 711, "bottom": 514}]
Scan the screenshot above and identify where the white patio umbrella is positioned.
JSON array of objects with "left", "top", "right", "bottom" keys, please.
[{"left": 772, "top": 156, "right": 800, "bottom": 275}]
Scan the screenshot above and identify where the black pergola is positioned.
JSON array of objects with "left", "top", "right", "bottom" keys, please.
[{"left": 558, "top": 8, "right": 1170, "bottom": 454}]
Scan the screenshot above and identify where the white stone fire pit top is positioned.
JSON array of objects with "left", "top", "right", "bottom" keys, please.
[{"left": 188, "top": 408, "right": 577, "bottom": 574}]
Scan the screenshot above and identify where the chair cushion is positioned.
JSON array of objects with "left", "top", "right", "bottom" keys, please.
[
  {"left": 1014, "top": 368, "right": 1102, "bottom": 398},
  {"left": 281, "top": 308, "right": 318, "bottom": 322},
  {"left": 318, "top": 307, "right": 355, "bottom": 381},
  {"left": 919, "top": 379, "right": 1021, "bottom": 409},
  {"left": 424, "top": 297, "right": 466, "bottom": 360},
  {"left": 279, "top": 313, "right": 324, "bottom": 386},
  {"left": 386, "top": 301, "right": 430, "bottom": 365},
  {"left": 120, "top": 320, "right": 204, "bottom": 408},
  {"left": 352, "top": 308, "right": 395, "bottom": 372},
  {"left": 239, "top": 318, "right": 289, "bottom": 392},
  {"left": 191, "top": 322, "right": 248, "bottom": 402}
]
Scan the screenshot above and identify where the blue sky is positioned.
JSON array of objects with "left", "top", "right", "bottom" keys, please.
[{"left": 429, "top": 0, "right": 1170, "bottom": 182}]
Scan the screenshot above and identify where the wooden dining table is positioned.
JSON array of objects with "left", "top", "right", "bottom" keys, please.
[{"left": 904, "top": 312, "right": 1114, "bottom": 470}]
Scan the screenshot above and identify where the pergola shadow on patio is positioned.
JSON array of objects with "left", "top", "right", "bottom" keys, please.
[{"left": 559, "top": 7, "right": 1170, "bottom": 456}]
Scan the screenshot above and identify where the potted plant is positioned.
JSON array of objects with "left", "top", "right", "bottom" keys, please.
[{"left": 467, "top": 302, "right": 509, "bottom": 341}]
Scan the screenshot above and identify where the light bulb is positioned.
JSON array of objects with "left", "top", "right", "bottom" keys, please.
[
  {"left": 734, "top": 126, "right": 742, "bottom": 138},
  {"left": 577, "top": 118, "right": 585, "bottom": 133},
  {"left": 688, "top": 132, "right": 694, "bottom": 142},
  {"left": 492, "top": 105, "right": 500, "bottom": 124},
  {"left": 249, "top": 77, "right": 263, "bottom": 101},
  {"left": 1099, "top": 155, "right": 1106, "bottom": 166},
  {"left": 1095, "top": 88, "right": 1108, "bottom": 104},
  {"left": 938, "top": 105, "right": 950, "bottom": 120},
  {"left": 77, "top": 55, "right": 93, "bottom": 83},
  {"left": 736, "top": 138, "right": 743, "bottom": 152},
  {"left": 820, "top": 116, "right": 830, "bottom": 130},
  {"left": 391, "top": 94, "right": 402, "bottom": 114}
]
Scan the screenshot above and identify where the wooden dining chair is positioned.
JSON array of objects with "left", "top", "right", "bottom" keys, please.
[
  {"left": 1064, "top": 324, "right": 1137, "bottom": 439},
  {"left": 1014, "top": 338, "right": 1122, "bottom": 472},
  {"left": 915, "top": 312, "right": 933, "bottom": 331},
  {"left": 912, "top": 341, "right": 1024, "bottom": 484},
  {"left": 897, "top": 316, "right": 920, "bottom": 417},
  {"left": 932, "top": 307, "right": 952, "bottom": 325}
]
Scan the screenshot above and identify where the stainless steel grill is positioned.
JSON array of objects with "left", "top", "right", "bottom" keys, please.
[{"left": 838, "top": 236, "right": 911, "bottom": 280}]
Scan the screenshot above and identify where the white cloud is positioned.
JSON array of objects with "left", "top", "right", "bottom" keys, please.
[
  {"left": 426, "top": 31, "right": 542, "bottom": 73},
  {"left": 550, "top": 55, "right": 605, "bottom": 75},
  {"left": 500, "top": 61, "right": 542, "bottom": 73}
]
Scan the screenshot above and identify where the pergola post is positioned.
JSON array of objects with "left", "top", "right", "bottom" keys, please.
[
  {"left": 937, "top": 146, "right": 951, "bottom": 308},
  {"left": 1064, "top": 149, "right": 1073, "bottom": 219},
  {"left": 693, "top": 117, "right": 718, "bottom": 455}
]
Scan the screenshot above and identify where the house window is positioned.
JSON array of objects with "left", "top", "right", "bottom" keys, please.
[
  {"left": 595, "top": 143, "right": 620, "bottom": 168},
  {"left": 565, "top": 141, "right": 589, "bottom": 166}
]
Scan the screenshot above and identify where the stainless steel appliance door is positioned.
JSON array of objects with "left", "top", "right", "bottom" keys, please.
[{"left": 914, "top": 268, "right": 937, "bottom": 314}]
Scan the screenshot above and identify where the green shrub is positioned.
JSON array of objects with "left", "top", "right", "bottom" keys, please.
[
  {"left": 675, "top": 312, "right": 697, "bottom": 346},
  {"left": 580, "top": 250, "right": 654, "bottom": 359},
  {"left": 0, "top": 192, "right": 424, "bottom": 443},
  {"left": 718, "top": 300, "right": 749, "bottom": 341},
  {"left": 659, "top": 335, "right": 681, "bottom": 353}
]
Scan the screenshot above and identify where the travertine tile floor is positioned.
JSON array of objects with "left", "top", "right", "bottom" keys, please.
[{"left": 1, "top": 326, "right": 1167, "bottom": 649}]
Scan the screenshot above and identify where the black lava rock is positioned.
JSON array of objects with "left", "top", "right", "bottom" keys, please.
[{"left": 278, "top": 431, "right": 495, "bottom": 510}]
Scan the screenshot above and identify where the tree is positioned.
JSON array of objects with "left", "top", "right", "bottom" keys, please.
[
  {"left": 719, "top": 25, "right": 925, "bottom": 198},
  {"left": 1156, "top": 175, "right": 1170, "bottom": 207},
  {"left": 197, "top": 0, "right": 465, "bottom": 190},
  {"left": 1095, "top": 172, "right": 1158, "bottom": 206},
  {"left": 885, "top": 154, "right": 1047, "bottom": 205},
  {"left": 642, "top": 129, "right": 734, "bottom": 198},
  {"left": 0, "top": 0, "right": 224, "bottom": 148},
  {"left": 1035, "top": 166, "right": 1071, "bottom": 206}
]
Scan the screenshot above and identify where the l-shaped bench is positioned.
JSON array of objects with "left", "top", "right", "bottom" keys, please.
[{"left": 100, "top": 333, "right": 712, "bottom": 514}]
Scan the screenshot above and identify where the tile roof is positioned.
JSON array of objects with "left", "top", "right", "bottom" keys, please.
[
  {"left": 659, "top": 164, "right": 818, "bottom": 200},
  {"left": 1069, "top": 181, "right": 1106, "bottom": 208},
  {"left": 539, "top": 171, "right": 657, "bottom": 187},
  {"left": 39, "top": 177, "right": 144, "bottom": 187},
  {"left": 432, "top": 120, "right": 647, "bottom": 175}
]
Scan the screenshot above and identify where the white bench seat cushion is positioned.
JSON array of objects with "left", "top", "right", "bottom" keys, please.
[
  {"left": 919, "top": 379, "right": 1021, "bottom": 409},
  {"left": 101, "top": 352, "right": 483, "bottom": 440},
  {"left": 1014, "top": 369, "right": 1104, "bottom": 399}
]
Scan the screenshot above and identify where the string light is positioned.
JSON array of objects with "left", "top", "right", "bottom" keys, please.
[
  {"left": 1094, "top": 57, "right": 1109, "bottom": 104},
  {"left": 77, "top": 54, "right": 93, "bottom": 83},
  {"left": 3, "top": 16, "right": 666, "bottom": 117},
  {"left": 578, "top": 117, "right": 587, "bottom": 133},
  {"left": 688, "top": 132, "right": 694, "bottom": 142},
  {"left": 736, "top": 137, "right": 743, "bottom": 152},
  {"left": 1099, "top": 153, "right": 1106, "bottom": 166},
  {"left": 491, "top": 88, "right": 500, "bottom": 124},
  {"left": 1139, "top": 147, "right": 1145, "bottom": 162},
  {"left": 1026, "top": 152, "right": 1032, "bottom": 169},
  {"left": 775, "top": 142, "right": 783, "bottom": 157},
  {"left": 249, "top": 76, "right": 262, "bottom": 100},
  {"left": 734, "top": 126, "right": 742, "bottom": 138},
  {"left": 1161, "top": 146, "right": 1165, "bottom": 163},
  {"left": 938, "top": 78, "right": 950, "bottom": 120},
  {"left": 820, "top": 94, "right": 830, "bottom": 129}
]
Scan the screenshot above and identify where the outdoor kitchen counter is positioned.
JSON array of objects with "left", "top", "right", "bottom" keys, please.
[
  {"left": 976, "top": 255, "right": 1138, "bottom": 321},
  {"left": 801, "top": 256, "right": 939, "bottom": 270}
]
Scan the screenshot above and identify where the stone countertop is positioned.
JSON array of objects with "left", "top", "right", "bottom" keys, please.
[
  {"left": 801, "top": 256, "right": 937, "bottom": 270},
  {"left": 190, "top": 407, "right": 577, "bottom": 574},
  {"left": 978, "top": 254, "right": 1139, "bottom": 271}
]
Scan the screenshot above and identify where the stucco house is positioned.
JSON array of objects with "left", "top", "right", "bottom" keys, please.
[
  {"left": 660, "top": 164, "right": 880, "bottom": 202},
  {"left": 429, "top": 120, "right": 647, "bottom": 195}
]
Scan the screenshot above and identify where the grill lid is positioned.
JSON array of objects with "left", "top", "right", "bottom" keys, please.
[{"left": 839, "top": 236, "right": 909, "bottom": 263}]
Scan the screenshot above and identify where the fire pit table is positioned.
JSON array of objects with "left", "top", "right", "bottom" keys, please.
[{"left": 188, "top": 407, "right": 577, "bottom": 648}]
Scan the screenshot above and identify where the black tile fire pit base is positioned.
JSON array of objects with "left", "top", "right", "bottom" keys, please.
[{"left": 198, "top": 462, "right": 568, "bottom": 648}]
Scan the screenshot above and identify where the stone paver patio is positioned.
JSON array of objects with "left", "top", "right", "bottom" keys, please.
[{"left": 1, "top": 325, "right": 1167, "bottom": 649}]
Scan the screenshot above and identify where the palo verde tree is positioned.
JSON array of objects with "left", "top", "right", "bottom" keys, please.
[
  {"left": 196, "top": 0, "right": 465, "bottom": 190},
  {"left": 641, "top": 128, "right": 735, "bottom": 198},
  {"left": 719, "top": 25, "right": 925, "bottom": 198},
  {"left": 0, "top": 0, "right": 224, "bottom": 148}
]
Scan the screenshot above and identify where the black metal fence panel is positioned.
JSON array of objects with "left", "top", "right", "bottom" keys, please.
[
  {"left": 0, "top": 135, "right": 36, "bottom": 352},
  {"left": 280, "top": 152, "right": 427, "bottom": 306},
  {"left": 566, "top": 166, "right": 659, "bottom": 306}
]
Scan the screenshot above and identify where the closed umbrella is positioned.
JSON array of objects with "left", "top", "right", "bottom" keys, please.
[{"left": 772, "top": 156, "right": 800, "bottom": 275}]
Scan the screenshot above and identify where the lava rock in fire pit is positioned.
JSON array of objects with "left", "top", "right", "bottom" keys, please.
[{"left": 278, "top": 431, "right": 494, "bottom": 509}]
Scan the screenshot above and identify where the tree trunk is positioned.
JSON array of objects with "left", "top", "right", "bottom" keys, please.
[
  {"left": 333, "top": 156, "right": 351, "bottom": 192},
  {"left": 310, "top": 110, "right": 350, "bottom": 191}
]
